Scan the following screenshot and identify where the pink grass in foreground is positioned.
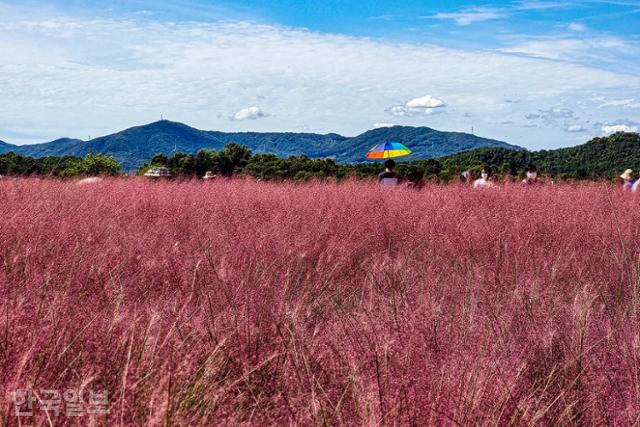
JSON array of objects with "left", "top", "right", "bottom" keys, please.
[{"left": 1, "top": 178, "right": 640, "bottom": 425}]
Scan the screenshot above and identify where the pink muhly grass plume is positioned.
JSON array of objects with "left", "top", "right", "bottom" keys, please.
[{"left": 0, "top": 178, "right": 639, "bottom": 424}]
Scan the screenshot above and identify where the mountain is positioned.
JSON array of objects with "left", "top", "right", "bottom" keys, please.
[
  {"left": 336, "top": 127, "right": 516, "bottom": 162},
  {"left": 0, "top": 140, "right": 15, "bottom": 150},
  {"left": 12, "top": 138, "right": 86, "bottom": 158},
  {"left": 438, "top": 131, "right": 640, "bottom": 178},
  {"left": 0, "top": 121, "right": 521, "bottom": 169}
]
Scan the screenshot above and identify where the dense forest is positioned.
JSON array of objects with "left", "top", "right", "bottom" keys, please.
[
  {"left": 2, "top": 132, "right": 639, "bottom": 182},
  {"left": 0, "top": 152, "right": 120, "bottom": 177}
]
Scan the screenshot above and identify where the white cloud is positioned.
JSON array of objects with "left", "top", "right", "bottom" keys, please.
[
  {"left": 432, "top": 7, "right": 506, "bottom": 25},
  {"left": 568, "top": 23, "right": 588, "bottom": 32},
  {"left": 602, "top": 124, "right": 638, "bottom": 134},
  {"left": 0, "top": 9, "right": 638, "bottom": 150},
  {"left": 373, "top": 123, "right": 395, "bottom": 128},
  {"left": 232, "top": 106, "right": 266, "bottom": 121},
  {"left": 388, "top": 95, "right": 445, "bottom": 117},
  {"left": 406, "top": 95, "right": 445, "bottom": 109},
  {"left": 566, "top": 124, "right": 585, "bottom": 132}
]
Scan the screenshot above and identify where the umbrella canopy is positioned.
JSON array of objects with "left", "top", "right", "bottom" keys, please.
[{"left": 365, "top": 141, "right": 412, "bottom": 159}]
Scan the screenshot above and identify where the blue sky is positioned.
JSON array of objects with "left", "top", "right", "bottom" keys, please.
[{"left": 1, "top": 0, "right": 639, "bottom": 149}]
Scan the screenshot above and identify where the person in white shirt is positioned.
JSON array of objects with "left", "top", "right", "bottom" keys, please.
[{"left": 473, "top": 166, "right": 495, "bottom": 189}]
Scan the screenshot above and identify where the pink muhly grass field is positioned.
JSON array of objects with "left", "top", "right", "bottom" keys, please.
[{"left": 1, "top": 178, "right": 640, "bottom": 425}]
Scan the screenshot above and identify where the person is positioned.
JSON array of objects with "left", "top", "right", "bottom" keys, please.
[
  {"left": 202, "top": 170, "right": 216, "bottom": 180},
  {"left": 405, "top": 169, "right": 425, "bottom": 190},
  {"left": 620, "top": 169, "right": 636, "bottom": 191},
  {"left": 460, "top": 170, "right": 472, "bottom": 184},
  {"left": 522, "top": 164, "right": 540, "bottom": 185},
  {"left": 378, "top": 159, "right": 399, "bottom": 186},
  {"left": 473, "top": 166, "right": 495, "bottom": 189}
]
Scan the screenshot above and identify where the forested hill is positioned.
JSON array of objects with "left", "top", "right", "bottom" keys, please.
[
  {"left": 437, "top": 132, "right": 640, "bottom": 179},
  {"left": 0, "top": 120, "right": 520, "bottom": 169}
]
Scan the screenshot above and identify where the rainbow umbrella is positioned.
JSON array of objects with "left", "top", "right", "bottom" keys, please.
[{"left": 365, "top": 141, "right": 412, "bottom": 159}]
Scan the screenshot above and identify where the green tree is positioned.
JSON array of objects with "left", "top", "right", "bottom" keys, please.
[
  {"left": 217, "top": 143, "right": 252, "bottom": 176},
  {"left": 65, "top": 153, "right": 121, "bottom": 177},
  {"left": 150, "top": 153, "right": 169, "bottom": 166},
  {"left": 195, "top": 150, "right": 218, "bottom": 176}
]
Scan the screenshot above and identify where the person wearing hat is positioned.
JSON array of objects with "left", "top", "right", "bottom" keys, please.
[
  {"left": 202, "top": 170, "right": 216, "bottom": 180},
  {"left": 620, "top": 169, "right": 636, "bottom": 191}
]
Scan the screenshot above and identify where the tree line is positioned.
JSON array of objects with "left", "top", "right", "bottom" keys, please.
[
  {"left": 0, "top": 152, "right": 120, "bottom": 177},
  {"left": 138, "top": 138, "right": 629, "bottom": 183},
  {"left": 0, "top": 146, "right": 501, "bottom": 182},
  {"left": 2, "top": 132, "right": 639, "bottom": 181}
]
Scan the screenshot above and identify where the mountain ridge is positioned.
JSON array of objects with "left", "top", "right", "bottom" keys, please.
[{"left": 0, "top": 120, "right": 522, "bottom": 169}]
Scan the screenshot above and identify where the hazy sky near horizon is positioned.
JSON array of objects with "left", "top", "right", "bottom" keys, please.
[{"left": 1, "top": 0, "right": 640, "bottom": 149}]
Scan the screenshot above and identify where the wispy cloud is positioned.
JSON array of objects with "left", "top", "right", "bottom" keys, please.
[
  {"left": 567, "top": 22, "right": 588, "bottom": 32},
  {"left": 566, "top": 124, "right": 586, "bottom": 132},
  {"left": 515, "top": 1, "right": 574, "bottom": 10},
  {"left": 499, "top": 35, "right": 636, "bottom": 64},
  {"left": 592, "top": 96, "right": 640, "bottom": 108},
  {"left": 430, "top": 7, "right": 507, "bottom": 25},
  {"left": 429, "top": 1, "right": 576, "bottom": 25}
]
